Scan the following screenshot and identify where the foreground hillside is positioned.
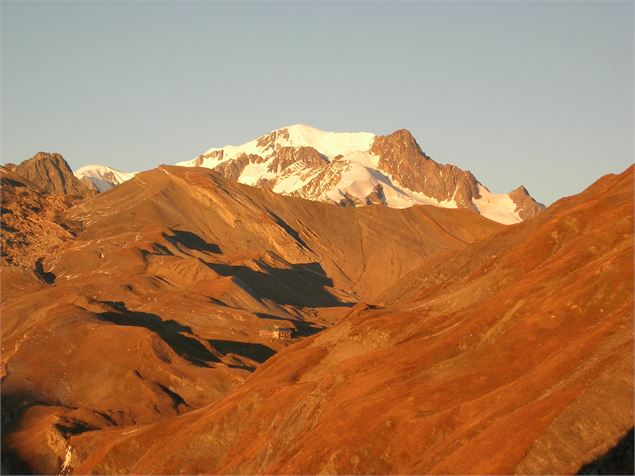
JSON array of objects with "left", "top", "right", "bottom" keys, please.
[
  {"left": 53, "top": 166, "right": 633, "bottom": 474},
  {"left": 1, "top": 164, "right": 503, "bottom": 474}
]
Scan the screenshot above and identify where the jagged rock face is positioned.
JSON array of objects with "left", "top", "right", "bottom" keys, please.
[
  {"left": 509, "top": 185, "right": 545, "bottom": 219},
  {"left": 365, "top": 183, "right": 386, "bottom": 205},
  {"left": 372, "top": 129, "right": 481, "bottom": 210},
  {"left": 267, "top": 146, "right": 327, "bottom": 174},
  {"left": 15, "top": 152, "right": 96, "bottom": 197},
  {"left": 0, "top": 166, "right": 76, "bottom": 270},
  {"left": 195, "top": 149, "right": 223, "bottom": 167},
  {"left": 175, "top": 124, "right": 543, "bottom": 224},
  {"left": 337, "top": 191, "right": 363, "bottom": 207},
  {"left": 290, "top": 159, "right": 350, "bottom": 202},
  {"left": 213, "top": 153, "right": 259, "bottom": 181},
  {"left": 256, "top": 128, "right": 290, "bottom": 151}
]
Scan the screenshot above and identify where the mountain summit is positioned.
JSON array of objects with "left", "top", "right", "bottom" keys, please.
[
  {"left": 8, "top": 152, "right": 97, "bottom": 197},
  {"left": 176, "top": 125, "right": 544, "bottom": 224},
  {"left": 73, "top": 125, "right": 544, "bottom": 224}
]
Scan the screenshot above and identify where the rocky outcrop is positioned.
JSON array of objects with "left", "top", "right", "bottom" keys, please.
[
  {"left": 372, "top": 129, "right": 480, "bottom": 210},
  {"left": 15, "top": 152, "right": 97, "bottom": 197},
  {"left": 290, "top": 160, "right": 350, "bottom": 203},
  {"left": 267, "top": 146, "right": 327, "bottom": 174},
  {"left": 0, "top": 166, "right": 76, "bottom": 270},
  {"left": 208, "top": 146, "right": 328, "bottom": 190},
  {"left": 213, "top": 153, "right": 260, "bottom": 182},
  {"left": 509, "top": 185, "right": 545, "bottom": 219},
  {"left": 195, "top": 149, "right": 224, "bottom": 167},
  {"left": 256, "top": 127, "right": 290, "bottom": 152},
  {"left": 337, "top": 191, "right": 364, "bottom": 208},
  {"left": 365, "top": 183, "right": 387, "bottom": 205}
]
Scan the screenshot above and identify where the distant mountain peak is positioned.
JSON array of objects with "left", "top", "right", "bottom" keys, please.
[
  {"left": 510, "top": 184, "right": 527, "bottom": 194},
  {"left": 66, "top": 124, "right": 544, "bottom": 224},
  {"left": 509, "top": 184, "right": 545, "bottom": 219},
  {"left": 176, "top": 125, "right": 544, "bottom": 224},
  {"left": 14, "top": 152, "right": 97, "bottom": 197}
]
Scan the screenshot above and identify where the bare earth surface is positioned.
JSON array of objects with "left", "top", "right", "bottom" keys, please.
[{"left": 1, "top": 162, "right": 632, "bottom": 474}]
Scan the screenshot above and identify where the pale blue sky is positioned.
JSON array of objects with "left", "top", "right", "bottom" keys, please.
[{"left": 2, "top": 1, "right": 632, "bottom": 204}]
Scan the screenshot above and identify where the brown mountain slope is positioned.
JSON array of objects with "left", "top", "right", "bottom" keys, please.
[
  {"left": 64, "top": 166, "right": 633, "bottom": 475},
  {"left": 60, "top": 165, "right": 502, "bottom": 302},
  {"left": 11, "top": 152, "right": 96, "bottom": 197},
  {"left": 0, "top": 166, "right": 77, "bottom": 274},
  {"left": 1, "top": 165, "right": 503, "bottom": 474}
]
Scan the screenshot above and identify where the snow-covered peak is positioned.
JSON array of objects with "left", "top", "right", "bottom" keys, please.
[
  {"left": 74, "top": 164, "right": 136, "bottom": 192},
  {"left": 281, "top": 124, "right": 376, "bottom": 158},
  {"left": 176, "top": 124, "right": 544, "bottom": 224},
  {"left": 179, "top": 124, "right": 377, "bottom": 169}
]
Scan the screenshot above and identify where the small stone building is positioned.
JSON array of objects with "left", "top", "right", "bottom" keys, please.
[{"left": 259, "top": 325, "right": 294, "bottom": 340}]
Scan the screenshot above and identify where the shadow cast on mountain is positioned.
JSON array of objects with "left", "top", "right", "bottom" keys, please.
[
  {"left": 54, "top": 419, "right": 98, "bottom": 437},
  {"left": 34, "top": 258, "right": 55, "bottom": 284},
  {"left": 1, "top": 443, "right": 31, "bottom": 475},
  {"left": 94, "top": 301, "right": 219, "bottom": 367},
  {"left": 267, "top": 211, "right": 311, "bottom": 251},
  {"left": 1, "top": 390, "right": 74, "bottom": 475},
  {"left": 205, "top": 261, "right": 344, "bottom": 308},
  {"left": 162, "top": 229, "right": 220, "bottom": 254},
  {"left": 209, "top": 339, "right": 276, "bottom": 364},
  {"left": 2, "top": 177, "right": 28, "bottom": 189},
  {"left": 577, "top": 427, "right": 634, "bottom": 475}
]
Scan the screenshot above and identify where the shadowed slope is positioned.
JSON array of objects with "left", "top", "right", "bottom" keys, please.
[
  {"left": 63, "top": 165, "right": 502, "bottom": 302},
  {"left": 1, "top": 165, "right": 503, "bottom": 474},
  {"left": 67, "top": 167, "right": 633, "bottom": 475}
]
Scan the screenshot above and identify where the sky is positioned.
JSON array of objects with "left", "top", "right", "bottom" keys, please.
[{"left": 1, "top": 1, "right": 632, "bottom": 205}]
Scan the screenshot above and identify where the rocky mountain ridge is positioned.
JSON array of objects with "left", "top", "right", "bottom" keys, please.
[
  {"left": 6, "top": 152, "right": 96, "bottom": 197},
  {"left": 73, "top": 125, "right": 545, "bottom": 224},
  {"left": 177, "top": 125, "right": 545, "bottom": 224}
]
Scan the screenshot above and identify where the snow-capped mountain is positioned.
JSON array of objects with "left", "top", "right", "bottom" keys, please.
[
  {"left": 74, "top": 165, "right": 136, "bottom": 192},
  {"left": 71, "top": 125, "right": 543, "bottom": 224},
  {"left": 176, "top": 124, "right": 543, "bottom": 224}
]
